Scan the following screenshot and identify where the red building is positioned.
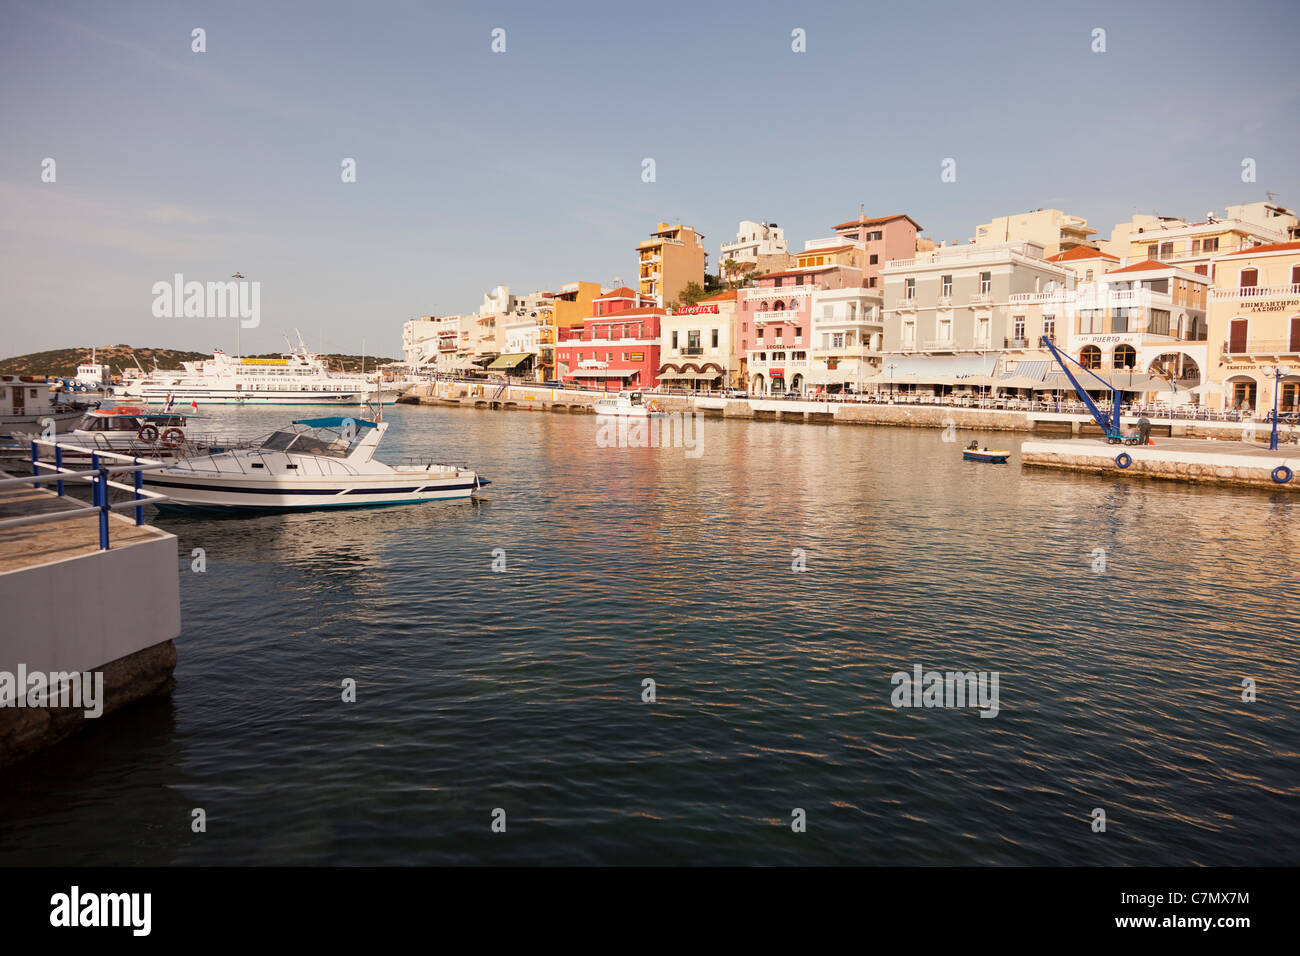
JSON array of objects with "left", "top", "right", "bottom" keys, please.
[{"left": 554, "top": 287, "right": 665, "bottom": 390}]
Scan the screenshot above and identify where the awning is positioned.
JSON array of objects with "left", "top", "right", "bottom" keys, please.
[
  {"left": 487, "top": 353, "right": 532, "bottom": 369},
  {"left": 886, "top": 355, "right": 999, "bottom": 378},
  {"left": 1005, "top": 360, "right": 1049, "bottom": 382},
  {"left": 567, "top": 368, "right": 636, "bottom": 378},
  {"left": 660, "top": 368, "right": 721, "bottom": 379}
]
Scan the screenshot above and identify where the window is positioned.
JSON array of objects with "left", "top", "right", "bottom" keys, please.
[
  {"left": 795, "top": 327, "right": 803, "bottom": 338},
  {"left": 937, "top": 318, "right": 952, "bottom": 343},
  {"left": 1240, "top": 267, "right": 1258, "bottom": 289},
  {"left": 869, "top": 277, "right": 877, "bottom": 288},
  {"left": 1043, "top": 315, "right": 1056, "bottom": 341},
  {"left": 902, "top": 321, "right": 916, "bottom": 346},
  {"left": 1146, "top": 246, "right": 1159, "bottom": 259},
  {"left": 1148, "top": 309, "right": 1170, "bottom": 336},
  {"left": 1159, "top": 242, "right": 1174, "bottom": 257},
  {"left": 1013, "top": 316, "right": 1026, "bottom": 340},
  {"left": 711, "top": 329, "right": 719, "bottom": 348},
  {"left": 1112, "top": 308, "right": 1129, "bottom": 333},
  {"left": 774, "top": 277, "right": 783, "bottom": 287},
  {"left": 940, "top": 275, "right": 952, "bottom": 297},
  {"left": 1113, "top": 344, "right": 1136, "bottom": 369},
  {"left": 1203, "top": 237, "right": 1219, "bottom": 253},
  {"left": 1084, "top": 270, "right": 1093, "bottom": 282},
  {"left": 1080, "top": 346, "right": 1102, "bottom": 369},
  {"left": 1079, "top": 309, "right": 1104, "bottom": 334},
  {"left": 979, "top": 272, "right": 992, "bottom": 294},
  {"left": 1291, "top": 265, "right": 1300, "bottom": 287},
  {"left": 672, "top": 331, "right": 678, "bottom": 348},
  {"left": 869, "top": 254, "right": 878, "bottom": 265},
  {"left": 905, "top": 278, "right": 916, "bottom": 299}
]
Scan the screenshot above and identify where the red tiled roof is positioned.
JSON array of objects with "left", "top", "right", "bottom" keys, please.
[
  {"left": 752, "top": 266, "right": 843, "bottom": 281},
  {"left": 1215, "top": 240, "right": 1300, "bottom": 259},
  {"left": 797, "top": 244, "right": 856, "bottom": 257},
  {"left": 591, "top": 307, "right": 666, "bottom": 318},
  {"left": 700, "top": 289, "right": 738, "bottom": 302},
  {"left": 832, "top": 213, "right": 922, "bottom": 232},
  {"left": 1106, "top": 260, "right": 1174, "bottom": 274},
  {"left": 1047, "top": 246, "right": 1118, "bottom": 262},
  {"left": 597, "top": 286, "right": 640, "bottom": 300}
]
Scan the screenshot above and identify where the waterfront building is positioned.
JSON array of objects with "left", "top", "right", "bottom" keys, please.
[
  {"left": 637, "top": 223, "right": 708, "bottom": 306},
  {"left": 738, "top": 257, "right": 866, "bottom": 396},
  {"left": 402, "top": 314, "right": 476, "bottom": 372},
  {"left": 1205, "top": 240, "right": 1300, "bottom": 413},
  {"left": 658, "top": 290, "right": 740, "bottom": 391},
  {"left": 806, "top": 286, "right": 885, "bottom": 393},
  {"left": 720, "top": 220, "right": 793, "bottom": 283},
  {"left": 879, "top": 240, "right": 1074, "bottom": 386},
  {"left": 1106, "top": 201, "right": 1298, "bottom": 276},
  {"left": 547, "top": 281, "right": 603, "bottom": 332},
  {"left": 1007, "top": 258, "right": 1209, "bottom": 392},
  {"left": 554, "top": 287, "right": 664, "bottom": 390},
  {"left": 828, "top": 212, "right": 922, "bottom": 289},
  {"left": 971, "top": 209, "right": 1097, "bottom": 257}
]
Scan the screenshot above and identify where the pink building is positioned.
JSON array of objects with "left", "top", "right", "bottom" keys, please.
[
  {"left": 738, "top": 264, "right": 863, "bottom": 395},
  {"left": 830, "top": 213, "right": 922, "bottom": 290},
  {"left": 555, "top": 287, "right": 665, "bottom": 390}
]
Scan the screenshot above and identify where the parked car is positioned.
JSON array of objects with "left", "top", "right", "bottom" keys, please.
[
  {"left": 722, "top": 389, "right": 748, "bottom": 399},
  {"left": 782, "top": 391, "right": 803, "bottom": 401},
  {"left": 541, "top": 380, "right": 563, "bottom": 387}
]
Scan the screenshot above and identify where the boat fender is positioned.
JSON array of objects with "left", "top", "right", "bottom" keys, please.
[
  {"left": 1115, "top": 453, "right": 1133, "bottom": 469},
  {"left": 161, "top": 427, "right": 184, "bottom": 447},
  {"left": 137, "top": 424, "right": 160, "bottom": 443},
  {"left": 1273, "top": 465, "right": 1293, "bottom": 484}
]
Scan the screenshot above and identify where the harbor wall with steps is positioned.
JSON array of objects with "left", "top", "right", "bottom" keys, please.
[
  {"left": 403, "top": 382, "right": 1289, "bottom": 441},
  {"left": 1021, "top": 439, "right": 1300, "bottom": 492}
]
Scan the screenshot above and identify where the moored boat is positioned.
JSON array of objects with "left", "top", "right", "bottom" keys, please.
[
  {"left": 142, "top": 416, "right": 487, "bottom": 510},
  {"left": 963, "top": 441, "right": 1010, "bottom": 464},
  {"left": 593, "top": 391, "right": 664, "bottom": 418}
]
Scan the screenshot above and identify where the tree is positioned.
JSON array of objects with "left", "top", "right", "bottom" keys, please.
[{"left": 676, "top": 282, "right": 707, "bottom": 307}]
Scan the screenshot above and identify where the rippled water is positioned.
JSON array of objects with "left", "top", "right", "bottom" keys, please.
[{"left": 2, "top": 405, "right": 1297, "bottom": 865}]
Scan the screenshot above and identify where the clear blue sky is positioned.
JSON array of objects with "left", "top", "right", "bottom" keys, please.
[{"left": 2, "top": 0, "right": 1297, "bottom": 357}]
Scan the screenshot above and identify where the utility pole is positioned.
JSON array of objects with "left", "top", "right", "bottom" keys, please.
[{"left": 232, "top": 272, "right": 246, "bottom": 358}]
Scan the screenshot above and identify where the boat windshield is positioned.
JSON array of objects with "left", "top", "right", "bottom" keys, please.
[{"left": 259, "top": 428, "right": 353, "bottom": 458}]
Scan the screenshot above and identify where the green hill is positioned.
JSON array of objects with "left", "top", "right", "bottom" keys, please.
[{"left": 0, "top": 345, "right": 400, "bottom": 379}]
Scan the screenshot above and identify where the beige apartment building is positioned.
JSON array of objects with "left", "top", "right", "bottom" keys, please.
[
  {"left": 1206, "top": 240, "right": 1300, "bottom": 414},
  {"left": 658, "top": 290, "right": 740, "bottom": 390},
  {"left": 971, "top": 209, "right": 1096, "bottom": 257},
  {"left": 638, "top": 223, "right": 707, "bottom": 306},
  {"left": 1104, "top": 201, "right": 1298, "bottom": 276}
]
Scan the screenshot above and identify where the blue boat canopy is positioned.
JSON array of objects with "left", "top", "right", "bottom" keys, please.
[{"left": 292, "top": 417, "right": 379, "bottom": 430}]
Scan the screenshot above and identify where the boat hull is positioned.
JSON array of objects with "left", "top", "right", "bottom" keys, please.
[
  {"left": 142, "top": 471, "right": 485, "bottom": 509},
  {"left": 963, "top": 450, "right": 1010, "bottom": 463},
  {"left": 118, "top": 388, "right": 400, "bottom": 406}
]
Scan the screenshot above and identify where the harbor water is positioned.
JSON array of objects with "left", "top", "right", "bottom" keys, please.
[{"left": 1, "top": 405, "right": 1297, "bottom": 865}]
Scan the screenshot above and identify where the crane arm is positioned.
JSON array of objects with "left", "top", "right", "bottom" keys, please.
[{"left": 1039, "top": 335, "right": 1123, "bottom": 434}]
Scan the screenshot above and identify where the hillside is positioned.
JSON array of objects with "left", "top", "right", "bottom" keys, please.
[{"left": 0, "top": 345, "right": 401, "bottom": 378}]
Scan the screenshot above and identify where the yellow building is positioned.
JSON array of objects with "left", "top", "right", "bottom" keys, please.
[
  {"left": 547, "top": 281, "right": 601, "bottom": 331},
  {"left": 971, "top": 209, "right": 1096, "bottom": 257},
  {"left": 1117, "top": 202, "right": 1297, "bottom": 277},
  {"left": 638, "top": 223, "right": 707, "bottom": 306},
  {"left": 1206, "top": 240, "right": 1300, "bottom": 414}
]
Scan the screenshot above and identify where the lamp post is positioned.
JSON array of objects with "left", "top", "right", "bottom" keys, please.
[
  {"left": 886, "top": 361, "right": 897, "bottom": 402},
  {"left": 1263, "top": 364, "right": 1293, "bottom": 450},
  {"left": 232, "top": 272, "right": 246, "bottom": 358}
]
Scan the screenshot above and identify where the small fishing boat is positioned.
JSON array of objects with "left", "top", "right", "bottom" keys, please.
[
  {"left": 142, "top": 416, "right": 487, "bottom": 510},
  {"left": 963, "top": 441, "right": 1010, "bottom": 464},
  {"left": 593, "top": 391, "right": 664, "bottom": 418}
]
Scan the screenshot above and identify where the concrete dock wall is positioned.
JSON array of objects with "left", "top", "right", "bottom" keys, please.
[{"left": 1021, "top": 439, "right": 1300, "bottom": 492}]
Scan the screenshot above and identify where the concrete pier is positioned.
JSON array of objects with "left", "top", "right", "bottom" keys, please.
[
  {"left": 1021, "top": 437, "right": 1300, "bottom": 491},
  {"left": 0, "top": 477, "right": 181, "bottom": 768}
]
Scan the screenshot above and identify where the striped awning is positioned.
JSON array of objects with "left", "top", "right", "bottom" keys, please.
[
  {"left": 1003, "top": 360, "right": 1049, "bottom": 382},
  {"left": 487, "top": 352, "right": 532, "bottom": 369}
]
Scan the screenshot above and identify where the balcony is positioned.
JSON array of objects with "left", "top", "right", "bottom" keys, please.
[
  {"left": 922, "top": 338, "right": 957, "bottom": 351},
  {"left": 1210, "top": 283, "right": 1300, "bottom": 300},
  {"left": 753, "top": 310, "right": 801, "bottom": 325},
  {"left": 679, "top": 346, "right": 704, "bottom": 356},
  {"left": 1222, "top": 339, "right": 1300, "bottom": 357},
  {"left": 969, "top": 291, "right": 993, "bottom": 305},
  {"left": 898, "top": 296, "right": 919, "bottom": 310},
  {"left": 1004, "top": 337, "right": 1030, "bottom": 349},
  {"left": 936, "top": 294, "right": 953, "bottom": 307}
]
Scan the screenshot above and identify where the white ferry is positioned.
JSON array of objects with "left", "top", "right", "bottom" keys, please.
[{"left": 119, "top": 333, "right": 402, "bottom": 406}]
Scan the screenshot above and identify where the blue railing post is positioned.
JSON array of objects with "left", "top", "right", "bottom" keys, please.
[
  {"left": 55, "top": 444, "right": 64, "bottom": 496},
  {"left": 30, "top": 441, "right": 38, "bottom": 488},
  {"left": 98, "top": 466, "right": 110, "bottom": 550},
  {"left": 133, "top": 457, "right": 144, "bottom": 525}
]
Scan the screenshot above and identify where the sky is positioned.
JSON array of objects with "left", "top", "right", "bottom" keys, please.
[{"left": 2, "top": 0, "right": 1298, "bottom": 359}]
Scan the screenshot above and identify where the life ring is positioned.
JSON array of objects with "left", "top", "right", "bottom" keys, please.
[
  {"left": 1115, "top": 453, "right": 1132, "bottom": 469},
  {"left": 137, "top": 424, "right": 160, "bottom": 443},
  {"left": 1273, "top": 465, "right": 1293, "bottom": 484},
  {"left": 161, "top": 427, "right": 184, "bottom": 447}
]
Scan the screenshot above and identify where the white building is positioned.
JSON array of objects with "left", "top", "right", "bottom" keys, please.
[
  {"left": 807, "top": 287, "right": 884, "bottom": 393},
  {"left": 720, "top": 220, "right": 790, "bottom": 281}
]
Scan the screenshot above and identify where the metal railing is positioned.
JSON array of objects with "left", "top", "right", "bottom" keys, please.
[{"left": 0, "top": 440, "right": 171, "bottom": 550}]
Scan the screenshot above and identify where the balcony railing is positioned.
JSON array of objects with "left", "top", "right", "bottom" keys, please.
[
  {"left": 1004, "top": 337, "right": 1030, "bottom": 349},
  {"left": 1210, "top": 283, "right": 1300, "bottom": 300},
  {"left": 753, "top": 310, "right": 801, "bottom": 324},
  {"left": 679, "top": 346, "right": 704, "bottom": 356},
  {"left": 970, "top": 291, "right": 993, "bottom": 305},
  {"left": 1222, "top": 339, "right": 1300, "bottom": 355}
]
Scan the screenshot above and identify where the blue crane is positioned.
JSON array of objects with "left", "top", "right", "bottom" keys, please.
[{"left": 1039, "top": 335, "right": 1129, "bottom": 441}]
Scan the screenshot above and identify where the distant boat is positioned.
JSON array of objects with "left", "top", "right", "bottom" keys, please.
[
  {"left": 142, "top": 416, "right": 487, "bottom": 510},
  {"left": 593, "top": 391, "right": 664, "bottom": 418},
  {"left": 1, "top": 375, "right": 85, "bottom": 440},
  {"left": 963, "top": 441, "right": 1010, "bottom": 464},
  {"left": 119, "top": 331, "right": 401, "bottom": 406}
]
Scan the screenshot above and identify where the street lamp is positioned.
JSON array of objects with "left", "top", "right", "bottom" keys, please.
[
  {"left": 232, "top": 272, "right": 246, "bottom": 358},
  {"left": 886, "top": 361, "right": 897, "bottom": 402},
  {"left": 1262, "top": 364, "right": 1293, "bottom": 450}
]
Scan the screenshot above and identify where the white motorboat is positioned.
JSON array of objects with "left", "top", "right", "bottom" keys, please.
[
  {"left": 63, "top": 406, "right": 194, "bottom": 455},
  {"left": 1, "top": 375, "right": 86, "bottom": 440},
  {"left": 142, "top": 416, "right": 487, "bottom": 510},
  {"left": 593, "top": 391, "right": 664, "bottom": 418},
  {"left": 119, "top": 331, "right": 402, "bottom": 406}
]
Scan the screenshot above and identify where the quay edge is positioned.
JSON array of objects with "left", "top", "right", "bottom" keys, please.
[{"left": 1020, "top": 437, "right": 1300, "bottom": 491}]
